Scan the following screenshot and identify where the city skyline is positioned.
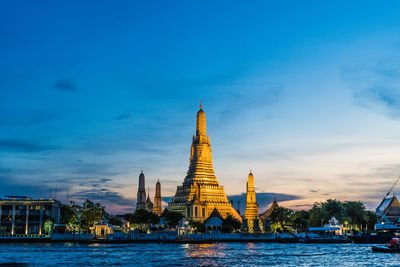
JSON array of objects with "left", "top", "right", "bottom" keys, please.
[{"left": 2, "top": 1, "right": 400, "bottom": 214}]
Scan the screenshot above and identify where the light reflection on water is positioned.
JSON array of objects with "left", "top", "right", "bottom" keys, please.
[
  {"left": 185, "top": 243, "right": 226, "bottom": 265},
  {"left": 0, "top": 242, "right": 400, "bottom": 266}
]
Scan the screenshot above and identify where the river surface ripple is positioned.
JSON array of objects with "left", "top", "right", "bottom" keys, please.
[{"left": 0, "top": 242, "right": 398, "bottom": 266}]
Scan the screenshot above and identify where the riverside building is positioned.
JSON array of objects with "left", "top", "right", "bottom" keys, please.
[
  {"left": 168, "top": 103, "right": 241, "bottom": 222},
  {"left": 0, "top": 196, "right": 61, "bottom": 235}
]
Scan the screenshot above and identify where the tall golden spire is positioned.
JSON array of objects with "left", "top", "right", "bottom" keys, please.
[
  {"left": 244, "top": 171, "right": 260, "bottom": 232},
  {"left": 168, "top": 103, "right": 242, "bottom": 222},
  {"left": 153, "top": 180, "right": 162, "bottom": 216},
  {"left": 196, "top": 102, "right": 206, "bottom": 138}
]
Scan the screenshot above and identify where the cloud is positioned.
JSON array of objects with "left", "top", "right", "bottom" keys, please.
[
  {"left": 353, "top": 87, "right": 400, "bottom": 115},
  {"left": 0, "top": 176, "right": 62, "bottom": 199},
  {"left": 70, "top": 162, "right": 126, "bottom": 177},
  {"left": 55, "top": 80, "right": 77, "bottom": 92},
  {"left": 0, "top": 139, "right": 55, "bottom": 152},
  {"left": 114, "top": 113, "right": 131, "bottom": 120},
  {"left": 73, "top": 188, "right": 134, "bottom": 213},
  {"left": 341, "top": 58, "right": 400, "bottom": 119}
]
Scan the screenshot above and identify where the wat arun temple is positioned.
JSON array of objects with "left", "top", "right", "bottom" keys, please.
[{"left": 168, "top": 104, "right": 242, "bottom": 222}]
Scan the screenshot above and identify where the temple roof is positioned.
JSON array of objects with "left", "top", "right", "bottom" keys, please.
[
  {"left": 377, "top": 196, "right": 398, "bottom": 214},
  {"left": 260, "top": 198, "right": 279, "bottom": 219},
  {"left": 204, "top": 208, "right": 223, "bottom": 223}
]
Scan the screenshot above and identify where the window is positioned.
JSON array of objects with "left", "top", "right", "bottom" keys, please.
[
  {"left": 195, "top": 207, "right": 198, "bottom": 217},
  {"left": 202, "top": 208, "right": 205, "bottom": 217}
]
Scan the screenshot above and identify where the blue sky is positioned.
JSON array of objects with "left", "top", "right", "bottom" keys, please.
[{"left": 2, "top": 1, "right": 400, "bottom": 213}]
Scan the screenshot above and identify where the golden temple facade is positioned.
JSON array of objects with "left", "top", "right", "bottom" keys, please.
[
  {"left": 168, "top": 103, "right": 242, "bottom": 222},
  {"left": 243, "top": 172, "right": 260, "bottom": 232}
]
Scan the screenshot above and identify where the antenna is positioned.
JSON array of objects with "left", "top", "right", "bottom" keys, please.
[{"left": 385, "top": 176, "right": 400, "bottom": 199}]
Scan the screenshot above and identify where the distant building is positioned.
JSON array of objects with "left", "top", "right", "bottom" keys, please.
[
  {"left": 376, "top": 196, "right": 400, "bottom": 224},
  {"left": 260, "top": 198, "right": 279, "bottom": 231},
  {"left": 308, "top": 217, "right": 344, "bottom": 237},
  {"left": 260, "top": 198, "right": 279, "bottom": 220},
  {"left": 243, "top": 172, "right": 260, "bottom": 232},
  {"left": 168, "top": 103, "right": 241, "bottom": 222},
  {"left": 153, "top": 180, "right": 162, "bottom": 216},
  {"left": 0, "top": 196, "right": 61, "bottom": 235},
  {"left": 91, "top": 218, "right": 114, "bottom": 239},
  {"left": 145, "top": 190, "right": 153, "bottom": 212},
  {"left": 136, "top": 171, "right": 147, "bottom": 210}
]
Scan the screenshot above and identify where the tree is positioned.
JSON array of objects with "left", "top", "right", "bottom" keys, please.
[
  {"left": 322, "top": 199, "right": 347, "bottom": 222},
  {"left": 343, "top": 201, "right": 367, "bottom": 229},
  {"left": 309, "top": 199, "right": 348, "bottom": 226},
  {"left": 221, "top": 224, "right": 234, "bottom": 233},
  {"left": 221, "top": 215, "right": 242, "bottom": 233},
  {"left": 44, "top": 219, "right": 53, "bottom": 235},
  {"left": 309, "top": 202, "right": 326, "bottom": 227},
  {"left": 291, "top": 210, "right": 310, "bottom": 232},
  {"left": 129, "top": 209, "right": 160, "bottom": 232},
  {"left": 189, "top": 221, "right": 205, "bottom": 233},
  {"left": 269, "top": 207, "right": 294, "bottom": 227},
  {"left": 79, "top": 200, "right": 106, "bottom": 232},
  {"left": 60, "top": 201, "right": 81, "bottom": 225},
  {"left": 105, "top": 214, "right": 122, "bottom": 227},
  {"left": 165, "top": 211, "right": 184, "bottom": 228},
  {"left": 365, "top": 210, "right": 377, "bottom": 231}
]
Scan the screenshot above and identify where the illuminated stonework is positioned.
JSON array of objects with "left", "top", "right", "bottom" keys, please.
[
  {"left": 153, "top": 180, "right": 162, "bottom": 216},
  {"left": 136, "top": 171, "right": 146, "bottom": 210},
  {"left": 243, "top": 172, "right": 260, "bottom": 232},
  {"left": 168, "top": 103, "right": 242, "bottom": 222}
]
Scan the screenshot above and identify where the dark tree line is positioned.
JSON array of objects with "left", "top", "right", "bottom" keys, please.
[
  {"left": 61, "top": 200, "right": 121, "bottom": 233},
  {"left": 268, "top": 199, "right": 377, "bottom": 232},
  {"left": 61, "top": 199, "right": 377, "bottom": 234}
]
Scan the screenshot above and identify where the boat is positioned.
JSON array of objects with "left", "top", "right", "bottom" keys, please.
[
  {"left": 372, "top": 246, "right": 400, "bottom": 253},
  {"left": 372, "top": 237, "right": 400, "bottom": 253}
]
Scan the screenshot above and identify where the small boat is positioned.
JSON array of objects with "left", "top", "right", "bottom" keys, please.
[
  {"left": 372, "top": 246, "right": 400, "bottom": 253},
  {"left": 372, "top": 237, "right": 400, "bottom": 253}
]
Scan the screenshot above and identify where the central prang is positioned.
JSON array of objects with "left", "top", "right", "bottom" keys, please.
[{"left": 168, "top": 103, "right": 242, "bottom": 222}]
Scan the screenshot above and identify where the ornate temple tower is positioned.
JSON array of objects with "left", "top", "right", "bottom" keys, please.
[
  {"left": 243, "top": 171, "right": 260, "bottom": 232},
  {"left": 146, "top": 189, "right": 154, "bottom": 212},
  {"left": 168, "top": 103, "right": 242, "bottom": 222},
  {"left": 153, "top": 180, "right": 162, "bottom": 216},
  {"left": 136, "top": 170, "right": 147, "bottom": 210}
]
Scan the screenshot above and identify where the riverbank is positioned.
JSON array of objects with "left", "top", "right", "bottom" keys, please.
[{"left": 0, "top": 232, "right": 352, "bottom": 244}]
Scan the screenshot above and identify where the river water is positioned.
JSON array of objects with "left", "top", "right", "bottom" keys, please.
[{"left": 0, "top": 242, "right": 397, "bottom": 266}]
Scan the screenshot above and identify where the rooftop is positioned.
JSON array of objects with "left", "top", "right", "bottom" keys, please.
[{"left": 0, "top": 196, "right": 60, "bottom": 203}]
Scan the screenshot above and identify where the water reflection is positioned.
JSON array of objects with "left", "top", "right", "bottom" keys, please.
[
  {"left": 0, "top": 243, "right": 398, "bottom": 266},
  {"left": 185, "top": 243, "right": 226, "bottom": 263}
]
